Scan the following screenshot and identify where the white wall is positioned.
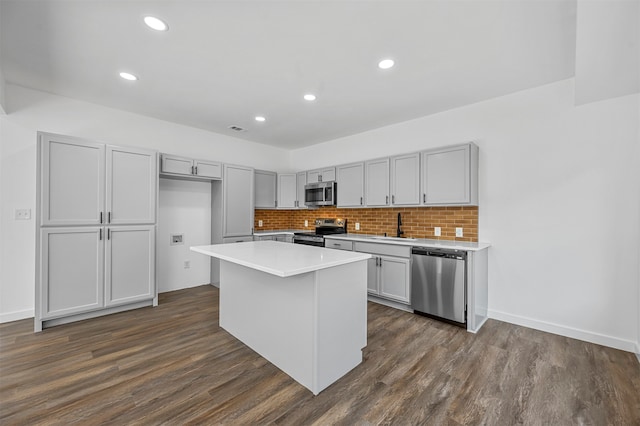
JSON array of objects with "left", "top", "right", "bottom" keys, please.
[
  {"left": 158, "top": 178, "right": 211, "bottom": 293},
  {"left": 0, "top": 84, "right": 289, "bottom": 322},
  {"left": 291, "top": 79, "right": 640, "bottom": 354}
]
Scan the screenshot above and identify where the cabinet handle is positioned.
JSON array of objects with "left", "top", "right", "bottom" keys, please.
[
  {"left": 275, "top": 200, "right": 278, "bottom": 207},
  {"left": 360, "top": 197, "right": 363, "bottom": 205},
  {"left": 319, "top": 175, "right": 322, "bottom": 182},
  {"left": 386, "top": 195, "right": 389, "bottom": 205},
  {"left": 107, "top": 228, "right": 110, "bottom": 240},
  {"left": 191, "top": 165, "right": 194, "bottom": 174},
  {"left": 194, "top": 166, "right": 198, "bottom": 175},
  {"left": 100, "top": 212, "right": 103, "bottom": 224},
  {"left": 99, "top": 229, "right": 102, "bottom": 240},
  {"left": 392, "top": 195, "right": 395, "bottom": 204},
  {"left": 423, "top": 194, "right": 426, "bottom": 203},
  {"left": 108, "top": 212, "right": 111, "bottom": 223}
]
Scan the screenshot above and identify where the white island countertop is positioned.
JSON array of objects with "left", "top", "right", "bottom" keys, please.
[{"left": 191, "top": 241, "right": 371, "bottom": 278}]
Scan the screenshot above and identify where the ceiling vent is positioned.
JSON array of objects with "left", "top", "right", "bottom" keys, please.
[{"left": 228, "top": 125, "right": 246, "bottom": 132}]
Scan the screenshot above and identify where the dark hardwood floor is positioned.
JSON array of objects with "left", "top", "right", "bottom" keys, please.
[{"left": 1, "top": 285, "right": 639, "bottom": 425}]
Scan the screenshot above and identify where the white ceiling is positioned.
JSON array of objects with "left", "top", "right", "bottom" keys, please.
[{"left": 0, "top": 0, "right": 577, "bottom": 149}]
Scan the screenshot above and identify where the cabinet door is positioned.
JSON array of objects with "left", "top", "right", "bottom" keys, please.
[
  {"left": 161, "top": 154, "right": 193, "bottom": 175},
  {"left": 40, "top": 134, "right": 105, "bottom": 226},
  {"left": 321, "top": 167, "right": 336, "bottom": 182},
  {"left": 391, "top": 153, "right": 420, "bottom": 206},
  {"left": 296, "top": 172, "right": 307, "bottom": 209},
  {"left": 107, "top": 146, "right": 157, "bottom": 225},
  {"left": 40, "top": 227, "right": 104, "bottom": 319},
  {"left": 307, "top": 170, "right": 321, "bottom": 184},
  {"left": 365, "top": 158, "right": 390, "bottom": 207},
  {"left": 255, "top": 170, "right": 277, "bottom": 209},
  {"left": 422, "top": 145, "right": 471, "bottom": 204},
  {"left": 379, "top": 256, "right": 411, "bottom": 303},
  {"left": 278, "top": 174, "right": 297, "bottom": 209},
  {"left": 223, "top": 165, "right": 255, "bottom": 237},
  {"left": 366, "top": 256, "right": 379, "bottom": 295},
  {"left": 336, "top": 163, "right": 364, "bottom": 207},
  {"left": 105, "top": 226, "right": 155, "bottom": 307},
  {"left": 194, "top": 160, "right": 222, "bottom": 179}
]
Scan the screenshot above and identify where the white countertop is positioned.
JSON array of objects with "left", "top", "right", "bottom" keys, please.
[
  {"left": 253, "top": 229, "right": 309, "bottom": 236},
  {"left": 191, "top": 241, "right": 371, "bottom": 277},
  {"left": 324, "top": 233, "right": 491, "bottom": 251}
]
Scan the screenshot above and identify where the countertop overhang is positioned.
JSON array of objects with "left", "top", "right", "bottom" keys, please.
[{"left": 191, "top": 241, "right": 371, "bottom": 278}]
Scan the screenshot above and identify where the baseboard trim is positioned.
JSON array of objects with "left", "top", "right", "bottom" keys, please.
[
  {"left": 0, "top": 309, "right": 34, "bottom": 324},
  {"left": 488, "top": 309, "right": 638, "bottom": 354}
]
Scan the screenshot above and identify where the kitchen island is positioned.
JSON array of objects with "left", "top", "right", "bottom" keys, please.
[{"left": 190, "top": 241, "right": 371, "bottom": 395}]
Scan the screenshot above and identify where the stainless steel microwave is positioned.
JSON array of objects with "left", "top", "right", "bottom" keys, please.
[{"left": 304, "top": 181, "right": 337, "bottom": 207}]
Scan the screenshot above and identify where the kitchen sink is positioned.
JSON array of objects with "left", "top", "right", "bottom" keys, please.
[{"left": 371, "top": 236, "right": 417, "bottom": 241}]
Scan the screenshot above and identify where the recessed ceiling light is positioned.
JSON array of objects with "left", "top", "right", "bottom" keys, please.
[
  {"left": 378, "top": 59, "right": 395, "bottom": 69},
  {"left": 144, "top": 16, "right": 168, "bottom": 31},
  {"left": 119, "top": 72, "right": 138, "bottom": 81},
  {"left": 304, "top": 94, "right": 317, "bottom": 101},
  {"left": 255, "top": 116, "right": 266, "bottom": 122}
]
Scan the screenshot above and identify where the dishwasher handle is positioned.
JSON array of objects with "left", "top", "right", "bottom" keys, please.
[{"left": 412, "top": 247, "right": 466, "bottom": 260}]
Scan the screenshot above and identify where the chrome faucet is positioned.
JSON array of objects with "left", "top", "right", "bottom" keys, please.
[{"left": 396, "top": 212, "right": 404, "bottom": 238}]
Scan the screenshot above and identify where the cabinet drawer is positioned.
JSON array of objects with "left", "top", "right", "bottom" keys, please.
[
  {"left": 354, "top": 242, "right": 411, "bottom": 258},
  {"left": 325, "top": 240, "right": 354, "bottom": 251}
]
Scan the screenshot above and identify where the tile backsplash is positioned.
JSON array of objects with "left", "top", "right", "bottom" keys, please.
[{"left": 254, "top": 206, "right": 478, "bottom": 242}]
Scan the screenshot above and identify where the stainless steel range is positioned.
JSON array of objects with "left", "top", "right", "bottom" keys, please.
[{"left": 293, "top": 218, "right": 347, "bottom": 247}]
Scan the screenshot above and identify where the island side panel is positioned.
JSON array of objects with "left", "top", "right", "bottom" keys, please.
[
  {"left": 313, "top": 260, "right": 368, "bottom": 394},
  {"left": 219, "top": 260, "right": 315, "bottom": 390},
  {"left": 467, "top": 248, "right": 489, "bottom": 333}
]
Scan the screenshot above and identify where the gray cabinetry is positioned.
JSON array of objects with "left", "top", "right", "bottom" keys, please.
[
  {"left": 39, "top": 227, "right": 104, "bottom": 319},
  {"left": 421, "top": 143, "right": 478, "bottom": 205},
  {"left": 296, "top": 172, "right": 307, "bottom": 209},
  {"left": 277, "top": 174, "right": 297, "bottom": 209},
  {"left": 353, "top": 241, "right": 411, "bottom": 304},
  {"left": 105, "top": 226, "right": 155, "bottom": 307},
  {"left": 41, "top": 135, "right": 105, "bottom": 226},
  {"left": 365, "top": 158, "right": 390, "bottom": 207},
  {"left": 307, "top": 167, "right": 336, "bottom": 183},
  {"left": 336, "top": 162, "right": 364, "bottom": 207},
  {"left": 36, "top": 132, "right": 158, "bottom": 331},
  {"left": 255, "top": 170, "right": 277, "bottom": 209},
  {"left": 160, "top": 154, "right": 222, "bottom": 180},
  {"left": 223, "top": 164, "right": 255, "bottom": 237},
  {"left": 390, "top": 153, "right": 420, "bottom": 206}
]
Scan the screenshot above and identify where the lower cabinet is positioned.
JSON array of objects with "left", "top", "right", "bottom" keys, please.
[
  {"left": 366, "top": 255, "right": 411, "bottom": 303},
  {"left": 38, "top": 225, "right": 155, "bottom": 326}
]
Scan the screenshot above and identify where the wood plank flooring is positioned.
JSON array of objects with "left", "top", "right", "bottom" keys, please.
[{"left": 1, "top": 285, "right": 639, "bottom": 425}]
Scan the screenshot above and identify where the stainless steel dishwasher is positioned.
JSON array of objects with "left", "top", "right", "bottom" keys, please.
[{"left": 411, "top": 247, "right": 467, "bottom": 327}]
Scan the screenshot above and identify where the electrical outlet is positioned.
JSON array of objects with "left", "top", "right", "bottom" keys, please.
[
  {"left": 355, "top": 223, "right": 360, "bottom": 231},
  {"left": 171, "top": 234, "right": 184, "bottom": 245},
  {"left": 258, "top": 220, "right": 263, "bottom": 227},
  {"left": 434, "top": 227, "right": 441, "bottom": 237},
  {"left": 15, "top": 209, "right": 31, "bottom": 220},
  {"left": 304, "top": 220, "right": 308, "bottom": 227},
  {"left": 456, "top": 227, "right": 463, "bottom": 237},
  {"left": 184, "top": 260, "right": 190, "bottom": 269}
]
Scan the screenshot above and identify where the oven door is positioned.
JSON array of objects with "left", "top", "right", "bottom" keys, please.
[{"left": 293, "top": 234, "right": 324, "bottom": 247}]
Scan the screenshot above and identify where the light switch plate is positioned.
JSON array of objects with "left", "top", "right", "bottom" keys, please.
[
  {"left": 15, "top": 209, "right": 31, "bottom": 220},
  {"left": 455, "top": 227, "right": 463, "bottom": 237},
  {"left": 304, "top": 220, "right": 308, "bottom": 227},
  {"left": 355, "top": 223, "right": 360, "bottom": 231},
  {"left": 434, "top": 227, "right": 441, "bottom": 237},
  {"left": 258, "top": 220, "right": 263, "bottom": 227}
]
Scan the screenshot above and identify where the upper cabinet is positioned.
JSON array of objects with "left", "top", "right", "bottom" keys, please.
[
  {"left": 223, "top": 164, "right": 255, "bottom": 237},
  {"left": 421, "top": 143, "right": 478, "bottom": 206},
  {"left": 296, "top": 172, "right": 307, "bottom": 209},
  {"left": 365, "top": 158, "right": 390, "bottom": 207},
  {"left": 336, "top": 162, "right": 364, "bottom": 207},
  {"left": 40, "top": 133, "right": 157, "bottom": 226},
  {"left": 390, "top": 153, "right": 420, "bottom": 206},
  {"left": 255, "top": 170, "right": 277, "bottom": 209},
  {"left": 307, "top": 167, "right": 336, "bottom": 183},
  {"left": 277, "top": 174, "right": 297, "bottom": 209},
  {"left": 160, "top": 154, "right": 221, "bottom": 180}
]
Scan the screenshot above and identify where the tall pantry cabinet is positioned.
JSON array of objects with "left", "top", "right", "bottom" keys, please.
[{"left": 35, "top": 133, "right": 158, "bottom": 331}]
